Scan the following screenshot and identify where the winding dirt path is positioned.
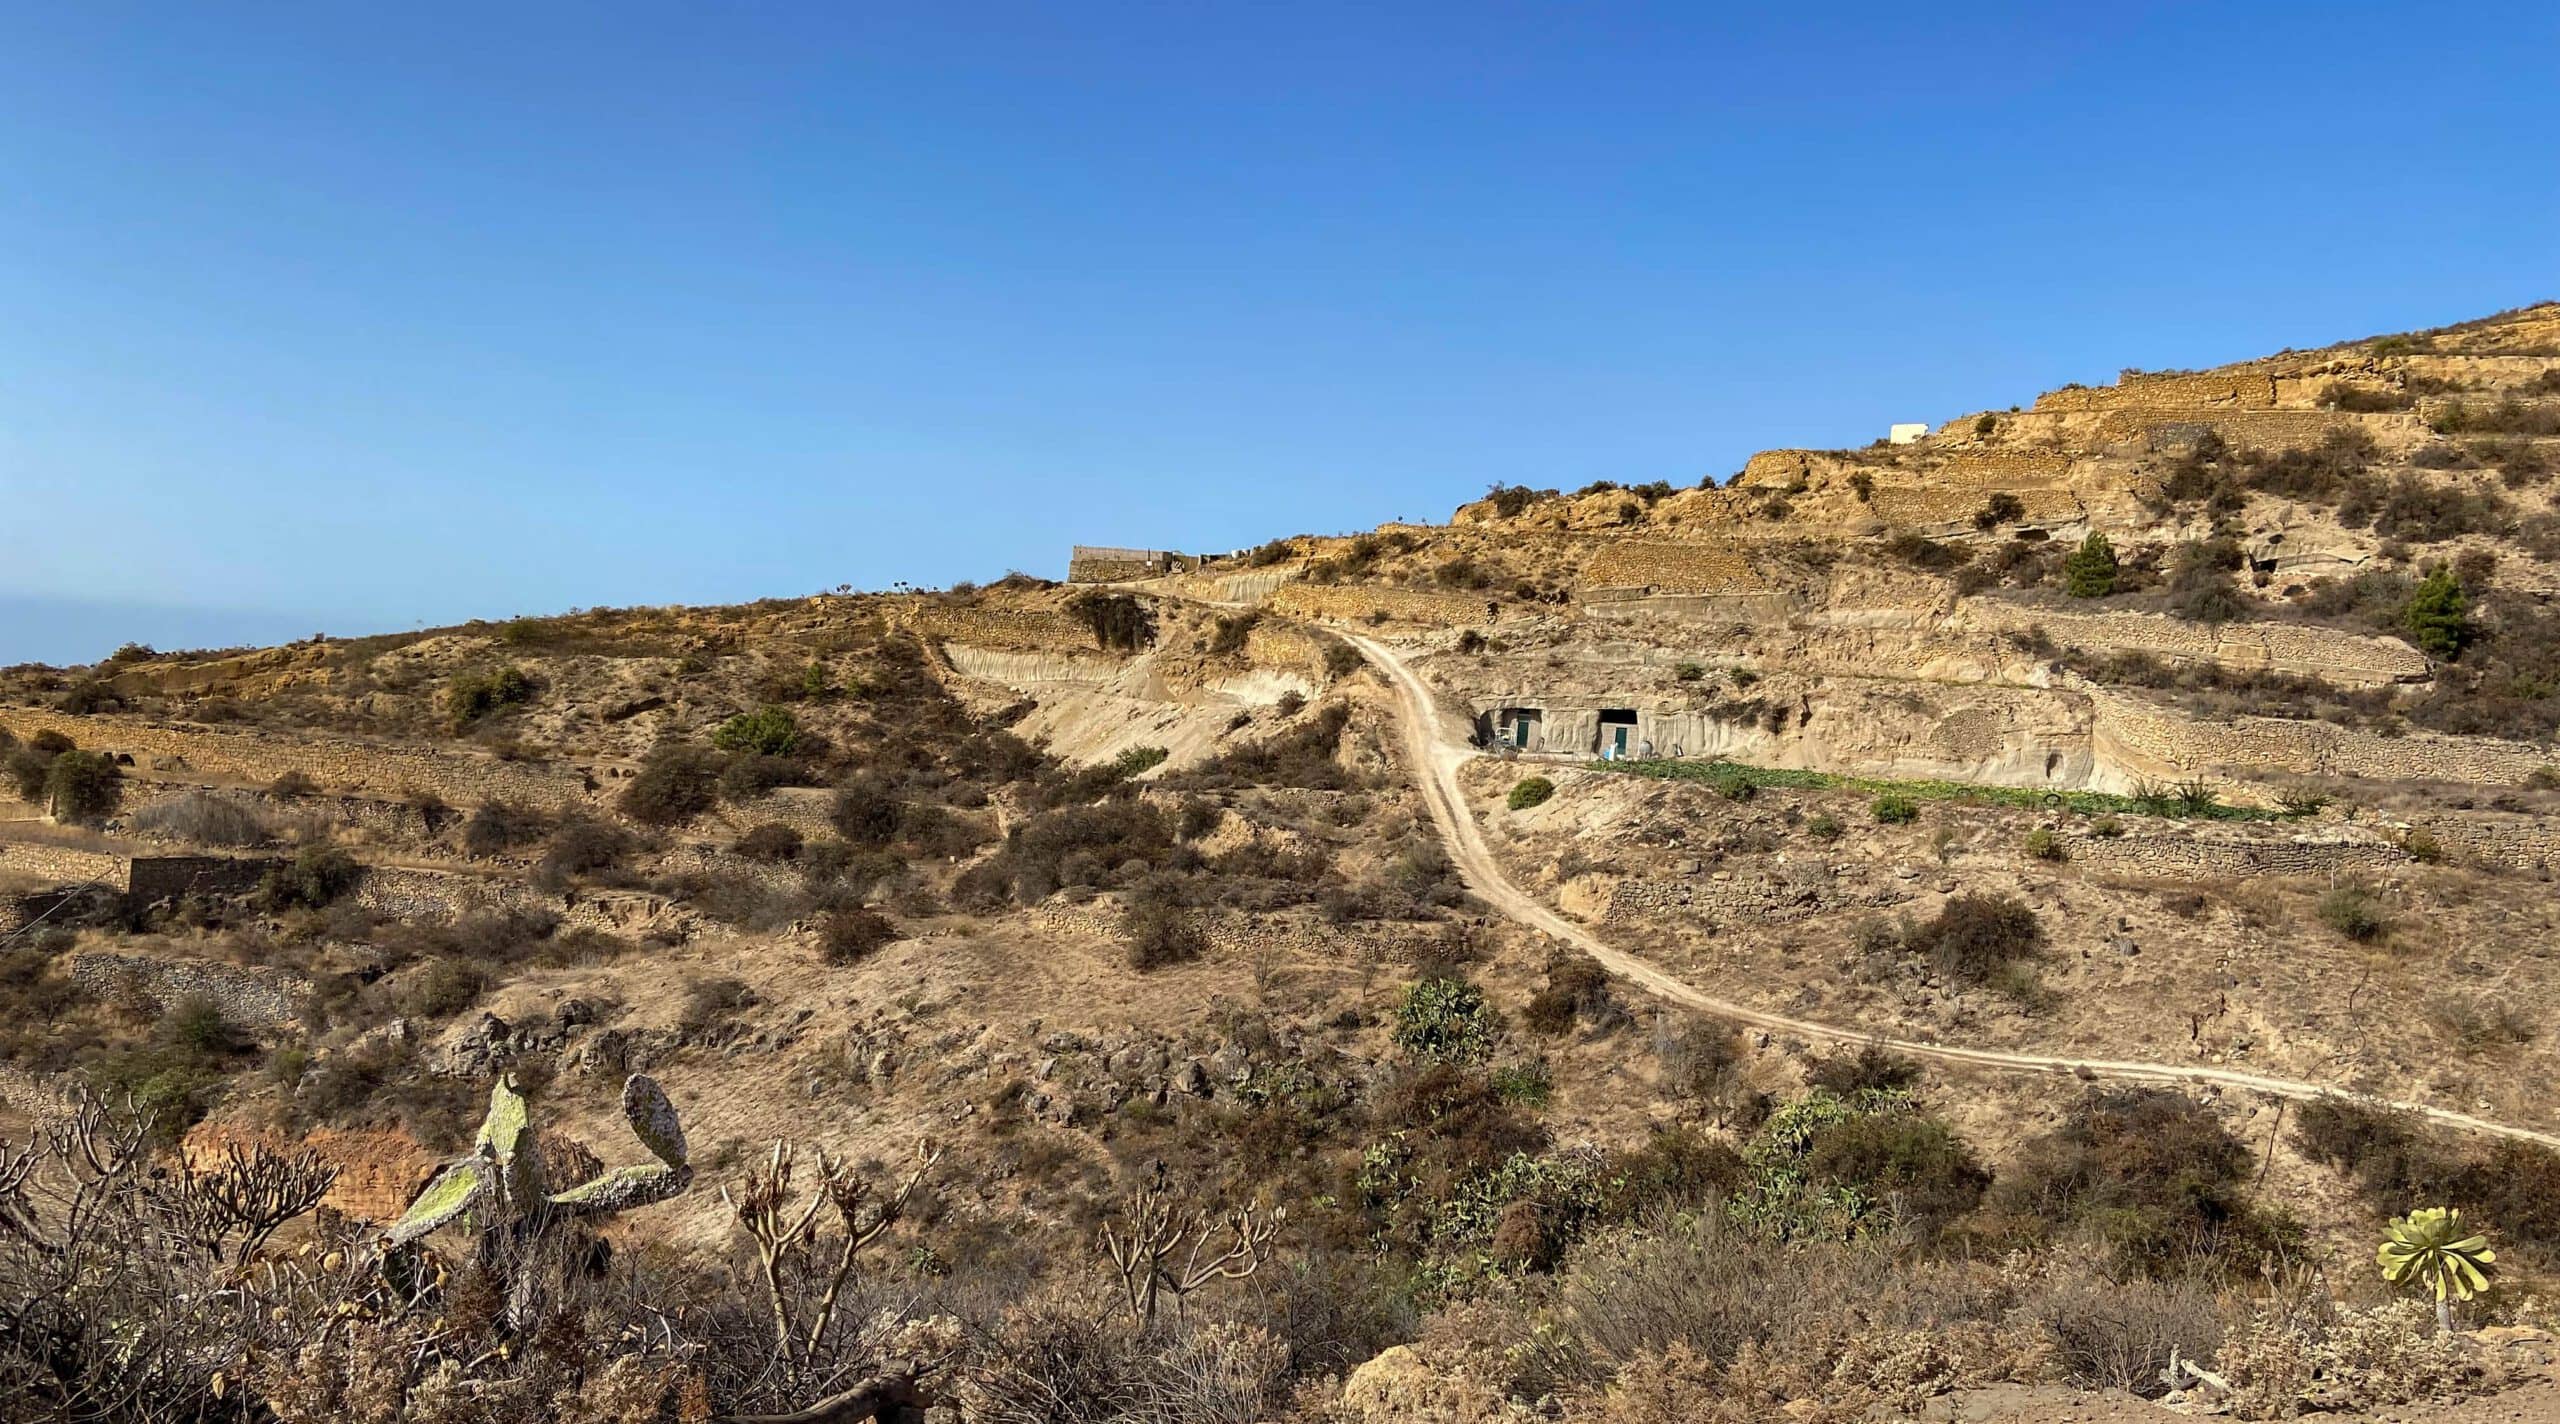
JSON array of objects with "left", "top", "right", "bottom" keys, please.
[{"left": 1342, "top": 632, "right": 2560, "bottom": 1149}]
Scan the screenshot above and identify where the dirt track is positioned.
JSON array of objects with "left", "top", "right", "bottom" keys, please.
[{"left": 1343, "top": 632, "right": 2560, "bottom": 1149}]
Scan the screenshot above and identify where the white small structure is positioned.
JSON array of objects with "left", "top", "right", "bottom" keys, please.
[{"left": 1888, "top": 422, "right": 1930, "bottom": 445}]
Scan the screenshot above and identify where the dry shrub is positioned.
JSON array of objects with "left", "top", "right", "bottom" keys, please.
[
  {"left": 2015, "top": 1251, "right": 2222, "bottom": 1393},
  {"left": 1902, "top": 894, "right": 2042, "bottom": 984},
  {"left": 2216, "top": 1298, "right": 2504, "bottom": 1419},
  {"left": 132, "top": 791, "right": 270, "bottom": 848},
  {"left": 819, "top": 907, "right": 897, "bottom": 964},
  {"left": 733, "top": 821, "right": 805, "bottom": 862},
  {"left": 462, "top": 798, "right": 552, "bottom": 856},
  {"left": 961, "top": 1289, "right": 1289, "bottom": 1424}
]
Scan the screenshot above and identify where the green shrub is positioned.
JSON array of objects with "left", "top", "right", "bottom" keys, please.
[
  {"left": 1490, "top": 1060, "right": 1553, "bottom": 1109},
  {"left": 444, "top": 665, "right": 533, "bottom": 731},
  {"left": 1508, "top": 776, "right": 1555, "bottom": 811},
  {"left": 1995, "top": 1087, "right": 2300, "bottom": 1277},
  {"left": 2402, "top": 566, "right": 2471, "bottom": 658},
  {"left": 2024, "top": 828, "right": 2068, "bottom": 862},
  {"left": 1705, "top": 767, "right": 1756, "bottom": 802},
  {"left": 42, "top": 751, "right": 122, "bottom": 823},
  {"left": 1207, "top": 612, "right": 1259, "bottom": 656},
  {"left": 1872, "top": 794, "right": 1919, "bottom": 824},
  {"left": 1675, "top": 662, "right": 1706, "bottom": 682},
  {"left": 2319, "top": 883, "right": 2390, "bottom": 942},
  {"left": 1066, "top": 590, "right": 1155, "bottom": 651},
  {"left": 619, "top": 742, "right": 723, "bottom": 826},
  {"left": 260, "top": 846, "right": 360, "bottom": 911},
  {"left": 1394, "top": 978, "right": 1498, "bottom": 1065},
  {"left": 1122, "top": 890, "right": 1205, "bottom": 971},
  {"left": 2061, "top": 531, "right": 2120, "bottom": 598},
  {"left": 1973, "top": 492, "right": 2027, "bottom": 529},
  {"left": 1805, "top": 813, "right": 1843, "bottom": 842},
  {"left": 711, "top": 705, "right": 800, "bottom": 756},
  {"left": 1903, "top": 893, "right": 2042, "bottom": 985},
  {"left": 1974, "top": 413, "right": 1998, "bottom": 437},
  {"left": 1107, "top": 745, "right": 1169, "bottom": 779}
]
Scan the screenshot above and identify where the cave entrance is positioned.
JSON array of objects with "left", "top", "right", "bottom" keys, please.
[{"left": 1597, "top": 709, "right": 1638, "bottom": 759}]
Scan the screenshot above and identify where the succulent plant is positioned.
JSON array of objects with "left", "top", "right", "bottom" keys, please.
[
  {"left": 2378, "top": 1205, "right": 2496, "bottom": 1331},
  {"left": 386, "top": 1073, "right": 691, "bottom": 1248}
]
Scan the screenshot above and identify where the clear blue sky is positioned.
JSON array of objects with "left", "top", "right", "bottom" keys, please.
[{"left": 3, "top": 3, "right": 2553, "bottom": 664}]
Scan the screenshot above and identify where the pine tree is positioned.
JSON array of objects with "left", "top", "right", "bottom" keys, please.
[
  {"left": 2061, "top": 531, "right": 2119, "bottom": 598},
  {"left": 2403, "top": 566, "right": 2471, "bottom": 659}
]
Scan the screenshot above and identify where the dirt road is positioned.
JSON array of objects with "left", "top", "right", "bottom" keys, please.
[{"left": 1343, "top": 631, "right": 2560, "bottom": 1149}]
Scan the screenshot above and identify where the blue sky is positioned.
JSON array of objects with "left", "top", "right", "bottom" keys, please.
[{"left": 3, "top": 2, "right": 2553, "bottom": 664}]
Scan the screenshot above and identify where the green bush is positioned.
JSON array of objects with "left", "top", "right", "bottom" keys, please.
[
  {"left": 1394, "top": 978, "right": 1498, "bottom": 1065},
  {"left": 1122, "top": 890, "right": 1205, "bottom": 971},
  {"left": 2024, "top": 828, "right": 2068, "bottom": 862},
  {"left": 1804, "top": 813, "right": 1843, "bottom": 842},
  {"left": 42, "top": 750, "right": 121, "bottom": 823},
  {"left": 260, "top": 846, "right": 360, "bottom": 911},
  {"left": 2318, "top": 883, "right": 2390, "bottom": 942},
  {"left": 1973, "top": 492, "right": 2027, "bottom": 529},
  {"left": 2061, "top": 531, "right": 2119, "bottom": 598},
  {"left": 1995, "top": 1087, "right": 2300, "bottom": 1277},
  {"left": 711, "top": 705, "right": 800, "bottom": 756},
  {"left": 1107, "top": 745, "right": 1169, "bottom": 779},
  {"left": 619, "top": 742, "right": 723, "bottom": 826},
  {"left": 444, "top": 664, "right": 534, "bottom": 731},
  {"left": 1872, "top": 794, "right": 1919, "bottom": 824},
  {"left": 1674, "top": 662, "right": 1705, "bottom": 682},
  {"left": 1903, "top": 893, "right": 2042, "bottom": 985},
  {"left": 1507, "top": 777, "right": 1554, "bottom": 811},
  {"left": 2402, "top": 566, "right": 2471, "bottom": 658}
]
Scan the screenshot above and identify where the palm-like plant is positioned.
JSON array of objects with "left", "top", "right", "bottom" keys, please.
[{"left": 2377, "top": 1206, "right": 2495, "bottom": 1331}]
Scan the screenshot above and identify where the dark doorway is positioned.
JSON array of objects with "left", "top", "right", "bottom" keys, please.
[
  {"left": 1597, "top": 709, "right": 1638, "bottom": 758},
  {"left": 1495, "top": 707, "right": 1542, "bottom": 750}
]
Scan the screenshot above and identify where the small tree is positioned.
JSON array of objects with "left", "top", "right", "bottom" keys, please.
[
  {"left": 2061, "top": 531, "right": 2119, "bottom": 598},
  {"left": 43, "top": 750, "right": 120, "bottom": 823},
  {"left": 714, "top": 705, "right": 802, "bottom": 756},
  {"left": 2402, "top": 566, "right": 2471, "bottom": 659},
  {"left": 2378, "top": 1206, "right": 2495, "bottom": 1332}
]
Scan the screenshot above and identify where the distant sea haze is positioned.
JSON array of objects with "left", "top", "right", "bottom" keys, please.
[{"left": 0, "top": 594, "right": 328, "bottom": 668}]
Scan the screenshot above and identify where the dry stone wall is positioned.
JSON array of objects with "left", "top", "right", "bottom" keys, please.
[
  {"left": 2035, "top": 369, "right": 2281, "bottom": 413},
  {"left": 899, "top": 604, "right": 1100, "bottom": 652},
  {"left": 0, "top": 709, "right": 594, "bottom": 810},
  {"left": 1582, "top": 541, "right": 1770, "bottom": 595},
  {"left": 70, "top": 952, "right": 304, "bottom": 1032},
  {"left": 2066, "top": 830, "right": 2408, "bottom": 881},
  {"left": 2092, "top": 693, "right": 2556, "bottom": 787},
  {"left": 1268, "top": 583, "right": 1489, "bottom": 627},
  {"left": 1990, "top": 608, "right": 2428, "bottom": 688},
  {"left": 0, "top": 840, "right": 128, "bottom": 889}
]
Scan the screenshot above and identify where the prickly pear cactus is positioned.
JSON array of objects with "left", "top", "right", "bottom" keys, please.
[{"left": 386, "top": 1073, "right": 691, "bottom": 1247}]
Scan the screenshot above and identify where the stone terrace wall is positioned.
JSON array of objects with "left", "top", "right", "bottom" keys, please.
[
  {"left": 1582, "top": 541, "right": 1771, "bottom": 595},
  {"left": 2068, "top": 830, "right": 2409, "bottom": 881},
  {"left": 1871, "top": 486, "right": 2083, "bottom": 530},
  {"left": 0, "top": 710, "right": 594, "bottom": 810},
  {"left": 2416, "top": 816, "right": 2560, "bottom": 873},
  {"left": 0, "top": 841, "right": 129, "bottom": 890},
  {"left": 2036, "top": 369, "right": 2280, "bottom": 413},
  {"left": 1267, "top": 583, "right": 1489, "bottom": 628},
  {"left": 70, "top": 952, "right": 304, "bottom": 1032},
  {"left": 899, "top": 604, "right": 1103, "bottom": 654},
  {"left": 1992, "top": 608, "right": 2428, "bottom": 688},
  {"left": 2093, "top": 693, "right": 2556, "bottom": 787}
]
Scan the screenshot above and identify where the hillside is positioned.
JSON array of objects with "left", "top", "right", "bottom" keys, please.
[{"left": 5, "top": 304, "right": 2560, "bottom": 1421}]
